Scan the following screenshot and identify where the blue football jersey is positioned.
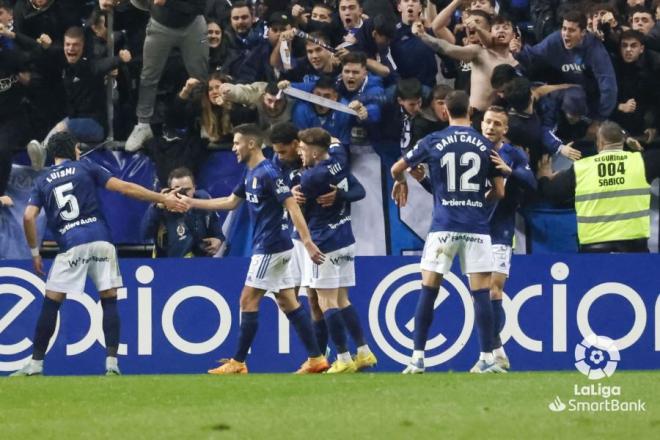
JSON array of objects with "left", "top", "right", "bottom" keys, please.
[
  {"left": 234, "top": 160, "right": 294, "bottom": 254},
  {"left": 272, "top": 154, "right": 303, "bottom": 241},
  {"left": 300, "top": 156, "right": 355, "bottom": 253},
  {"left": 488, "top": 143, "right": 536, "bottom": 245},
  {"left": 404, "top": 125, "right": 497, "bottom": 235},
  {"left": 272, "top": 155, "right": 303, "bottom": 188},
  {"left": 328, "top": 142, "right": 349, "bottom": 168},
  {"left": 28, "top": 159, "right": 113, "bottom": 251}
]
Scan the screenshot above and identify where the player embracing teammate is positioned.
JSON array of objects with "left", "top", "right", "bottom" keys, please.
[
  {"left": 296, "top": 128, "right": 377, "bottom": 373},
  {"left": 392, "top": 91, "right": 508, "bottom": 374}
]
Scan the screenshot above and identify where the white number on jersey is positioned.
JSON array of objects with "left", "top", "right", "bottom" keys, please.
[
  {"left": 54, "top": 182, "right": 80, "bottom": 221},
  {"left": 440, "top": 152, "right": 481, "bottom": 192}
]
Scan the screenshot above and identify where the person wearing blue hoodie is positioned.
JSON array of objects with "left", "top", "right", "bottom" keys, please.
[
  {"left": 291, "top": 75, "right": 353, "bottom": 147},
  {"left": 515, "top": 10, "right": 617, "bottom": 121},
  {"left": 282, "top": 51, "right": 384, "bottom": 147}
]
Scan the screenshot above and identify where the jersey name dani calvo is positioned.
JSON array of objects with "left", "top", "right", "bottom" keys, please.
[
  {"left": 28, "top": 160, "right": 113, "bottom": 251},
  {"left": 405, "top": 125, "right": 497, "bottom": 235},
  {"left": 233, "top": 159, "right": 293, "bottom": 254}
]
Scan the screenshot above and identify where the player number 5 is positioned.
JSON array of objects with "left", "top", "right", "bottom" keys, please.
[{"left": 54, "top": 182, "right": 80, "bottom": 221}]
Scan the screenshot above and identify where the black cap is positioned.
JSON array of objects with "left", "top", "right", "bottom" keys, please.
[{"left": 268, "top": 11, "right": 291, "bottom": 27}]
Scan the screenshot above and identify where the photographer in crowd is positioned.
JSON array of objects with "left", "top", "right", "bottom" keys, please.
[{"left": 141, "top": 167, "right": 225, "bottom": 258}]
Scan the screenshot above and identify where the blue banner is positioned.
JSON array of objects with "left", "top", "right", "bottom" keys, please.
[{"left": 0, "top": 255, "right": 658, "bottom": 375}]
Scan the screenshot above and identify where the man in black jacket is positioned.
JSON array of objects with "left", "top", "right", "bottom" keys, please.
[
  {"left": 612, "top": 30, "right": 660, "bottom": 147},
  {"left": 27, "top": 26, "right": 132, "bottom": 170}
]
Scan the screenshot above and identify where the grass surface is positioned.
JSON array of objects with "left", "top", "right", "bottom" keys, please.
[{"left": 1, "top": 372, "right": 659, "bottom": 439}]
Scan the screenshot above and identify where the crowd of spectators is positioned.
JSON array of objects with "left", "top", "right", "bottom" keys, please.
[{"left": 1, "top": 0, "right": 659, "bottom": 252}]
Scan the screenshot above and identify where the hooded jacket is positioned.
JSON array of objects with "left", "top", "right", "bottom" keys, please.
[{"left": 516, "top": 30, "right": 617, "bottom": 121}]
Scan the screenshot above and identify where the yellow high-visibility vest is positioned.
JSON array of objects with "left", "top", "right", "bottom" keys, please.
[{"left": 574, "top": 150, "right": 650, "bottom": 245}]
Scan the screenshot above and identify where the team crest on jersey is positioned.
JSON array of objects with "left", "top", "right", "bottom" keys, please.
[
  {"left": 275, "top": 178, "right": 290, "bottom": 194},
  {"left": 176, "top": 224, "right": 186, "bottom": 238}
]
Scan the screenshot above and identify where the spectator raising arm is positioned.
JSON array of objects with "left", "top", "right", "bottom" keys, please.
[{"left": 412, "top": 20, "right": 481, "bottom": 63}]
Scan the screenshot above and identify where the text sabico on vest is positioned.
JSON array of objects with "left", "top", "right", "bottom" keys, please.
[{"left": 594, "top": 154, "right": 626, "bottom": 187}]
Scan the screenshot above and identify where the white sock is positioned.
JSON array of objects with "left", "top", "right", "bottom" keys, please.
[
  {"left": 106, "top": 356, "right": 118, "bottom": 369},
  {"left": 337, "top": 351, "right": 352, "bottom": 364},
  {"left": 479, "top": 352, "right": 494, "bottom": 363},
  {"left": 412, "top": 350, "right": 425, "bottom": 362},
  {"left": 30, "top": 359, "right": 44, "bottom": 368},
  {"left": 357, "top": 345, "right": 371, "bottom": 355},
  {"left": 493, "top": 346, "right": 507, "bottom": 359},
  {"left": 136, "top": 122, "right": 149, "bottom": 128}
]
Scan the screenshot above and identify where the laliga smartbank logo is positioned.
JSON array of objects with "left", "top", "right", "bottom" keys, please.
[
  {"left": 574, "top": 334, "right": 619, "bottom": 380},
  {"left": 548, "top": 334, "right": 646, "bottom": 413}
]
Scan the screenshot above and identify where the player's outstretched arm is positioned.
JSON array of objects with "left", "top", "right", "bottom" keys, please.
[
  {"left": 105, "top": 177, "right": 187, "bottom": 212},
  {"left": 283, "top": 197, "right": 325, "bottom": 264},
  {"left": 182, "top": 193, "right": 243, "bottom": 211},
  {"left": 391, "top": 158, "right": 409, "bottom": 207},
  {"left": 23, "top": 205, "right": 44, "bottom": 276}
]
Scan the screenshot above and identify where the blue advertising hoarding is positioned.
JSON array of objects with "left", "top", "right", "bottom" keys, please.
[{"left": 0, "top": 255, "right": 658, "bottom": 375}]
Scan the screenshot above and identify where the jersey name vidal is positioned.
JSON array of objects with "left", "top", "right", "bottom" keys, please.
[
  {"left": 28, "top": 160, "right": 113, "bottom": 251},
  {"left": 234, "top": 160, "right": 293, "bottom": 254},
  {"left": 300, "top": 156, "right": 355, "bottom": 253},
  {"left": 405, "top": 126, "right": 496, "bottom": 234}
]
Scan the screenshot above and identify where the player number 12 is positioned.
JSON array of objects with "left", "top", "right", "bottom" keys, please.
[{"left": 440, "top": 151, "right": 481, "bottom": 192}]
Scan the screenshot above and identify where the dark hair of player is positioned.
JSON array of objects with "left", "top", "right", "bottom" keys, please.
[
  {"left": 269, "top": 122, "right": 299, "bottom": 145},
  {"left": 444, "top": 90, "right": 470, "bottom": 118},
  {"left": 47, "top": 132, "right": 79, "bottom": 160},
  {"left": 298, "top": 127, "right": 331, "bottom": 150},
  {"left": 233, "top": 123, "right": 264, "bottom": 147},
  {"left": 485, "top": 105, "right": 509, "bottom": 120}
]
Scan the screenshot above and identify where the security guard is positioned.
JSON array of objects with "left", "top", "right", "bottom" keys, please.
[{"left": 538, "top": 121, "right": 660, "bottom": 252}]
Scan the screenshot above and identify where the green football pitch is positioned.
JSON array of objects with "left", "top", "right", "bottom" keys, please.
[{"left": 2, "top": 372, "right": 658, "bottom": 439}]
